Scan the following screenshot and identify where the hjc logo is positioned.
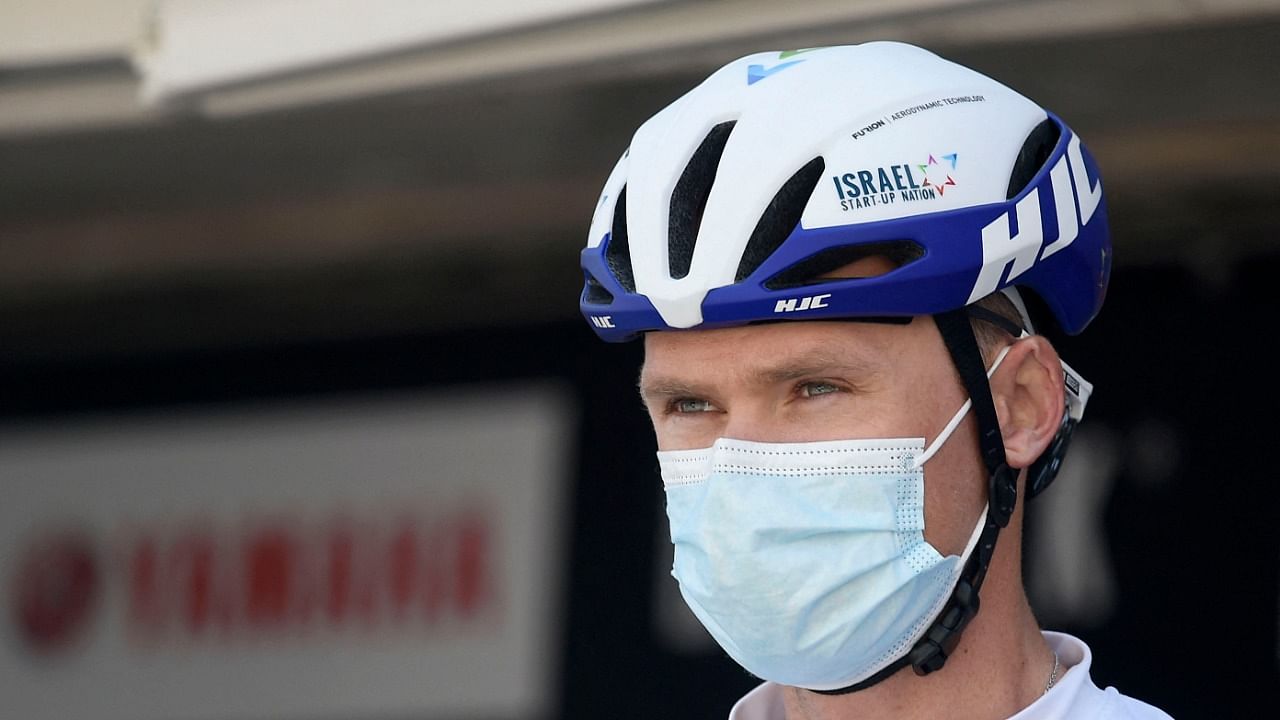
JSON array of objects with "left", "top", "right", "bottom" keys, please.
[
  {"left": 774, "top": 294, "right": 831, "bottom": 313},
  {"left": 967, "top": 135, "right": 1102, "bottom": 304},
  {"left": 590, "top": 316, "right": 615, "bottom": 328}
]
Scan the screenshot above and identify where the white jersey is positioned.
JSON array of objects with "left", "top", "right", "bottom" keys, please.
[{"left": 728, "top": 631, "right": 1173, "bottom": 720}]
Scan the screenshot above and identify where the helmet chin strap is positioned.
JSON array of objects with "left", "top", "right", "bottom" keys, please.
[{"left": 813, "top": 308, "right": 1018, "bottom": 695}]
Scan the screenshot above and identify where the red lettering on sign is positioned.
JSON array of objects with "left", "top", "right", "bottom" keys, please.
[
  {"left": 455, "top": 513, "right": 489, "bottom": 618},
  {"left": 110, "top": 504, "right": 495, "bottom": 647},
  {"left": 326, "top": 524, "right": 354, "bottom": 625},
  {"left": 422, "top": 526, "right": 448, "bottom": 623},
  {"left": 245, "top": 529, "right": 294, "bottom": 628},
  {"left": 127, "top": 537, "right": 162, "bottom": 634},
  {"left": 173, "top": 532, "right": 216, "bottom": 635},
  {"left": 389, "top": 522, "right": 416, "bottom": 620},
  {"left": 10, "top": 531, "right": 100, "bottom": 654}
]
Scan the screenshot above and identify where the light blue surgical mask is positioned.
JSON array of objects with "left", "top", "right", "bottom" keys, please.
[{"left": 656, "top": 346, "right": 1011, "bottom": 691}]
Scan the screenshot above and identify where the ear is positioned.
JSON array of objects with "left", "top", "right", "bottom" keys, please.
[{"left": 989, "top": 336, "right": 1065, "bottom": 470}]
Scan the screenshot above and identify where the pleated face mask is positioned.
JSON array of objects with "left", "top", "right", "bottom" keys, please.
[{"left": 656, "top": 345, "right": 1011, "bottom": 691}]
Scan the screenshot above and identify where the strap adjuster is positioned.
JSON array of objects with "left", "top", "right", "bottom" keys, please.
[{"left": 990, "top": 463, "right": 1018, "bottom": 528}]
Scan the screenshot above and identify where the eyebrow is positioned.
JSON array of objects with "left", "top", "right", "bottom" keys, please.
[
  {"left": 637, "top": 350, "right": 879, "bottom": 403},
  {"left": 636, "top": 378, "right": 704, "bottom": 405}
]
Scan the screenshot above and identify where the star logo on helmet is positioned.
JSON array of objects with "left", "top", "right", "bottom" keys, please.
[
  {"left": 919, "top": 153, "right": 958, "bottom": 196},
  {"left": 747, "top": 59, "right": 804, "bottom": 85}
]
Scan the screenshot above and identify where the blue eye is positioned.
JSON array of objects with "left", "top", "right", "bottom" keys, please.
[
  {"left": 799, "top": 382, "right": 840, "bottom": 398},
  {"left": 674, "top": 398, "right": 715, "bottom": 413}
]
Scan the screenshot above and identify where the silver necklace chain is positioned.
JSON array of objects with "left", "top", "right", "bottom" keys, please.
[{"left": 1044, "top": 652, "right": 1061, "bottom": 695}]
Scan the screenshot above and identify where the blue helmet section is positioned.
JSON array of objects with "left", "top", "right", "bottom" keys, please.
[{"left": 581, "top": 114, "right": 1110, "bottom": 342}]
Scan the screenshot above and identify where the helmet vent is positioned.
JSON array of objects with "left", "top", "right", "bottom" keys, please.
[
  {"left": 605, "top": 186, "right": 636, "bottom": 292},
  {"left": 1006, "top": 118, "right": 1060, "bottom": 200},
  {"left": 735, "top": 157, "right": 826, "bottom": 282},
  {"left": 764, "top": 240, "right": 926, "bottom": 290},
  {"left": 669, "top": 121, "right": 736, "bottom": 279},
  {"left": 582, "top": 272, "right": 615, "bottom": 305}
]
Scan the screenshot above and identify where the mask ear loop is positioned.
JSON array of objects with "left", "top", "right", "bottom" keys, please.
[{"left": 911, "top": 336, "right": 1024, "bottom": 470}]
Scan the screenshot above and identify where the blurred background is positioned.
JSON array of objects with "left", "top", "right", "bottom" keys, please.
[{"left": 1, "top": 1, "right": 1278, "bottom": 718}]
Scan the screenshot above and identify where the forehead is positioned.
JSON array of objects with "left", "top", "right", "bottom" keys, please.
[{"left": 640, "top": 319, "right": 921, "bottom": 388}]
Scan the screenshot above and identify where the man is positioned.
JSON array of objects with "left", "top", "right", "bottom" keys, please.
[{"left": 579, "top": 42, "right": 1172, "bottom": 719}]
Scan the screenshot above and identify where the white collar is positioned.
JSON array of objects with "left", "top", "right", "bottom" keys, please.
[{"left": 729, "top": 631, "right": 1098, "bottom": 720}]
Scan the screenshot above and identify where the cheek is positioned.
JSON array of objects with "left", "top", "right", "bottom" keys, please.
[
  {"left": 898, "top": 351, "right": 965, "bottom": 424},
  {"left": 893, "top": 353, "right": 988, "bottom": 555},
  {"left": 916, "top": 405, "right": 988, "bottom": 556}
]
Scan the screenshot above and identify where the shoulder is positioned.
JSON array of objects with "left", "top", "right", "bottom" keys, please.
[
  {"left": 1093, "top": 686, "right": 1175, "bottom": 720},
  {"left": 728, "top": 681, "right": 784, "bottom": 720},
  {"left": 1042, "top": 631, "right": 1174, "bottom": 720}
]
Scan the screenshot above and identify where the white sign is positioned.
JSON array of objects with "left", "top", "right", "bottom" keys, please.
[{"left": 0, "top": 384, "right": 572, "bottom": 720}]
